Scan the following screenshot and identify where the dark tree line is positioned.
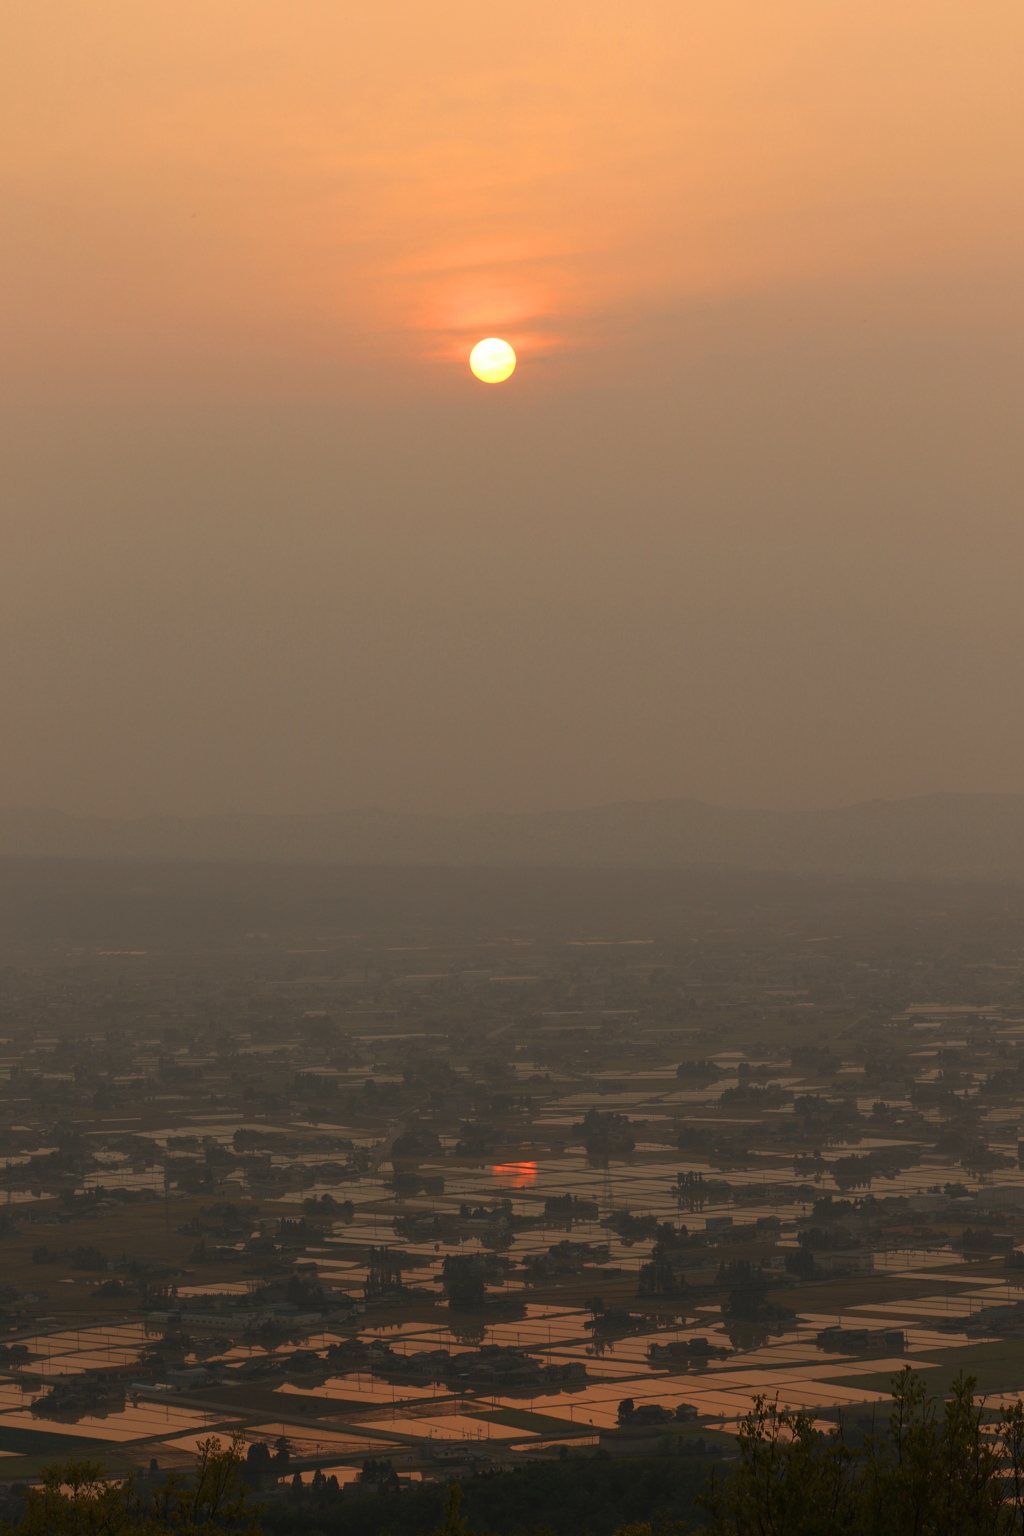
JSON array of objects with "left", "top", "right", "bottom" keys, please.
[
  {"left": 703, "top": 1368, "right": 1024, "bottom": 1536},
  {"left": 12, "top": 1371, "right": 1024, "bottom": 1536}
]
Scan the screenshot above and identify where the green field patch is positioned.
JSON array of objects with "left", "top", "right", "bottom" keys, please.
[
  {"left": 0, "top": 1451, "right": 137, "bottom": 1482},
  {"left": 657, "top": 1421, "right": 736, "bottom": 1446},
  {"left": 0, "top": 1425, "right": 120, "bottom": 1456},
  {"left": 468, "top": 1407, "right": 578, "bottom": 1435},
  {"left": 824, "top": 1338, "right": 1024, "bottom": 1398},
  {"left": 607, "top": 1421, "right": 737, "bottom": 1448}
]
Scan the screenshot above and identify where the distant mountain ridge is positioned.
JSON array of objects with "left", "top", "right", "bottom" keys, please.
[{"left": 3, "top": 794, "right": 1024, "bottom": 878}]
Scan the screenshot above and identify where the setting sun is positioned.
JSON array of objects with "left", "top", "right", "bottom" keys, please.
[{"left": 469, "top": 338, "right": 516, "bottom": 384}]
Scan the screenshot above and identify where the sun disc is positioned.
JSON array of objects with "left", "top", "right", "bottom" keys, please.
[{"left": 469, "top": 337, "right": 516, "bottom": 384}]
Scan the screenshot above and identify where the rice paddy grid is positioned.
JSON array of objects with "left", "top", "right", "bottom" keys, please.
[
  {"left": 545, "top": 1358, "right": 641, "bottom": 1378},
  {"left": 489, "top": 1375, "right": 899, "bottom": 1425},
  {"left": 150, "top": 1126, "right": 1024, "bottom": 1209},
  {"left": 456, "top": 1319, "right": 592, "bottom": 1346},
  {"left": 18, "top": 1325, "right": 149, "bottom": 1356},
  {"left": 564, "top": 1324, "right": 751, "bottom": 1352},
  {"left": 556, "top": 1342, "right": 669, "bottom": 1361},
  {"left": 0, "top": 1391, "right": 233, "bottom": 1425},
  {"left": 360, "top": 1308, "right": 584, "bottom": 1340},
  {"left": 23, "top": 1188, "right": 1017, "bottom": 1428},
  {"left": 957, "top": 1285, "right": 1024, "bottom": 1299},
  {"left": 527, "top": 1434, "right": 602, "bottom": 1450},
  {"left": 235, "top": 1327, "right": 371, "bottom": 1352},
  {"left": 30, "top": 1350, "right": 145, "bottom": 1377},
  {"left": 104, "top": 1402, "right": 227, "bottom": 1433},
  {"left": 352, "top": 1414, "right": 522, "bottom": 1441},
  {"left": 789, "top": 1317, "right": 963, "bottom": 1350},
  {"left": 358, "top": 1322, "right": 455, "bottom": 1340},
  {"left": 544, "top": 1359, "right": 914, "bottom": 1412},
  {"left": 385, "top": 1157, "right": 1012, "bottom": 1201},
  {"left": 486, "top": 1389, "right": 701, "bottom": 1427},
  {"left": 165, "top": 1430, "right": 395, "bottom": 1457},
  {"left": 379, "top": 1339, "right": 476, "bottom": 1357},
  {"left": 58, "top": 1405, "right": 222, "bottom": 1439},
  {"left": 0, "top": 1413, "right": 145, "bottom": 1444},
  {"left": 519, "top": 1306, "right": 587, "bottom": 1319},
  {"left": 552, "top": 1340, "right": 653, "bottom": 1360},
  {"left": 699, "top": 1346, "right": 838, "bottom": 1368},
  {"left": 896, "top": 1273, "right": 1008, "bottom": 1285},
  {"left": 567, "top": 1357, "right": 918, "bottom": 1401},
  {"left": 274, "top": 1378, "right": 441, "bottom": 1403},
  {"left": 176, "top": 1283, "right": 253, "bottom": 1296},
  {"left": 0, "top": 1409, "right": 220, "bottom": 1445},
  {"left": 847, "top": 1299, "right": 999, "bottom": 1317},
  {"left": 243, "top": 1421, "right": 402, "bottom": 1448},
  {"left": 873, "top": 1253, "right": 962, "bottom": 1272}
]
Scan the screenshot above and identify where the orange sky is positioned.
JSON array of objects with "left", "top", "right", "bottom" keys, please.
[
  {"left": 2, "top": 3, "right": 1024, "bottom": 819},
  {"left": 4, "top": 1, "right": 1022, "bottom": 393}
]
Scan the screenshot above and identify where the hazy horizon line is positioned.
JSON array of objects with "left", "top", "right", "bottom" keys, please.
[{"left": 4, "top": 789, "right": 1024, "bottom": 824}]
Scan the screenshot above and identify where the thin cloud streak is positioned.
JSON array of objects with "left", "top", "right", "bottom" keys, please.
[{"left": 2, "top": 0, "right": 1022, "bottom": 392}]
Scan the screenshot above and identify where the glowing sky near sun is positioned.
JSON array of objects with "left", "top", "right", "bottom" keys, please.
[
  {"left": 2, "top": 0, "right": 1022, "bottom": 394},
  {"left": 2, "top": 2, "right": 1024, "bottom": 822}
]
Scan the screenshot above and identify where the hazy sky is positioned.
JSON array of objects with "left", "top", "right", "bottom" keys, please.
[{"left": 2, "top": 1, "right": 1023, "bottom": 818}]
